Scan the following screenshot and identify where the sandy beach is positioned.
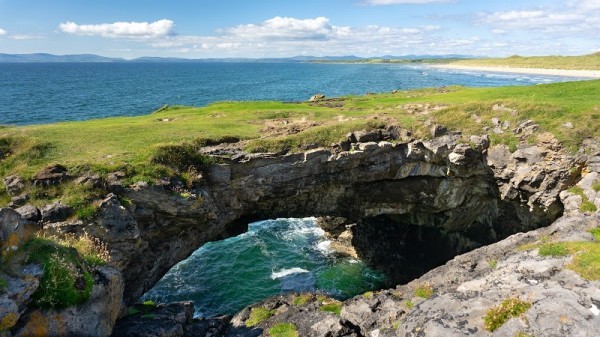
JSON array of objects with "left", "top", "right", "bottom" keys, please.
[{"left": 429, "top": 64, "right": 600, "bottom": 78}]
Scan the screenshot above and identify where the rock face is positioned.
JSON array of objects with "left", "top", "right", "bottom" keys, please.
[{"left": 76, "top": 132, "right": 548, "bottom": 303}]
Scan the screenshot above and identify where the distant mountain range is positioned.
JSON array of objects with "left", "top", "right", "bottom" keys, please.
[{"left": 0, "top": 53, "right": 475, "bottom": 63}]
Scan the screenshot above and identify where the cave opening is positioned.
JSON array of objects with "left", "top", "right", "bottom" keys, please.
[{"left": 141, "top": 218, "right": 386, "bottom": 318}]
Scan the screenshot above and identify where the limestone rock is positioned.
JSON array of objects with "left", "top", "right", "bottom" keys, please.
[
  {"left": 15, "top": 205, "right": 40, "bottom": 222},
  {"left": 0, "top": 208, "right": 39, "bottom": 254},
  {"left": 0, "top": 296, "right": 19, "bottom": 331},
  {"left": 74, "top": 173, "right": 103, "bottom": 188},
  {"left": 308, "top": 94, "right": 325, "bottom": 102},
  {"left": 14, "top": 266, "right": 124, "bottom": 337},
  {"left": 9, "top": 194, "right": 29, "bottom": 208},
  {"left": 33, "top": 164, "right": 69, "bottom": 186},
  {"left": 112, "top": 302, "right": 194, "bottom": 337},
  {"left": 40, "top": 202, "right": 73, "bottom": 223},
  {"left": 3, "top": 175, "right": 24, "bottom": 197},
  {"left": 430, "top": 124, "right": 448, "bottom": 137}
]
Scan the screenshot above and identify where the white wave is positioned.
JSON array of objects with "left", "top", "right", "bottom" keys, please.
[
  {"left": 271, "top": 267, "right": 310, "bottom": 279},
  {"left": 316, "top": 240, "right": 332, "bottom": 255}
]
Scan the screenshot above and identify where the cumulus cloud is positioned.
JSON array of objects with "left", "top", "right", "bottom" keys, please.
[
  {"left": 363, "top": 0, "right": 452, "bottom": 4},
  {"left": 59, "top": 19, "right": 174, "bottom": 38},
  {"left": 0, "top": 28, "right": 7, "bottom": 36},
  {"left": 223, "top": 17, "right": 333, "bottom": 40}
]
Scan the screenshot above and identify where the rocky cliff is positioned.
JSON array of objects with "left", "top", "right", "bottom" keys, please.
[{"left": 1, "top": 126, "right": 598, "bottom": 336}]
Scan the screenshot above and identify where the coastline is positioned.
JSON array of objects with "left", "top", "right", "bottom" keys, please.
[{"left": 429, "top": 64, "right": 600, "bottom": 78}]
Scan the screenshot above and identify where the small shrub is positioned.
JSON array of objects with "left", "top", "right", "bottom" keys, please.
[
  {"left": 484, "top": 298, "right": 531, "bottom": 332},
  {"left": 488, "top": 258, "right": 498, "bottom": 269},
  {"left": 320, "top": 302, "right": 342, "bottom": 316},
  {"left": 59, "top": 232, "right": 111, "bottom": 266},
  {"left": 538, "top": 243, "right": 568, "bottom": 257},
  {"left": 268, "top": 322, "right": 298, "bottom": 337},
  {"left": 363, "top": 291, "right": 374, "bottom": 299},
  {"left": 245, "top": 307, "right": 275, "bottom": 327},
  {"left": 151, "top": 143, "right": 215, "bottom": 171},
  {"left": 0, "top": 276, "right": 7, "bottom": 290},
  {"left": 405, "top": 300, "right": 414, "bottom": 309},
  {"left": 414, "top": 283, "right": 434, "bottom": 299},
  {"left": 589, "top": 228, "right": 600, "bottom": 241},
  {"left": 592, "top": 180, "right": 600, "bottom": 192}
]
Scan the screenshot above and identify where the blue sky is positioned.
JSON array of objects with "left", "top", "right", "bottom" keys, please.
[{"left": 0, "top": 0, "right": 598, "bottom": 58}]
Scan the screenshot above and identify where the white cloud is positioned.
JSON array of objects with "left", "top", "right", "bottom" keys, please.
[
  {"left": 9, "top": 34, "right": 43, "bottom": 40},
  {"left": 363, "top": 0, "right": 452, "bottom": 4},
  {"left": 59, "top": 19, "right": 174, "bottom": 38},
  {"left": 0, "top": 28, "right": 6, "bottom": 36},
  {"left": 223, "top": 16, "right": 333, "bottom": 40}
]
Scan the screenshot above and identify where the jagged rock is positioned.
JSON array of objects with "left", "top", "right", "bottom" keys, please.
[
  {"left": 0, "top": 208, "right": 39, "bottom": 254},
  {"left": 107, "top": 171, "right": 126, "bottom": 194},
  {"left": 33, "top": 164, "right": 69, "bottom": 186},
  {"left": 514, "top": 120, "right": 539, "bottom": 137},
  {"left": 430, "top": 124, "right": 447, "bottom": 137},
  {"left": 3, "top": 264, "right": 43, "bottom": 309},
  {"left": 308, "top": 94, "right": 325, "bottom": 102},
  {"left": 469, "top": 135, "right": 490, "bottom": 151},
  {"left": 96, "top": 194, "right": 139, "bottom": 238},
  {"left": 15, "top": 205, "right": 40, "bottom": 222},
  {"left": 491, "top": 117, "right": 500, "bottom": 126},
  {"left": 353, "top": 130, "right": 382, "bottom": 143},
  {"left": 3, "top": 175, "right": 24, "bottom": 197},
  {"left": 40, "top": 202, "right": 73, "bottom": 223},
  {"left": 0, "top": 296, "right": 19, "bottom": 331},
  {"left": 112, "top": 302, "right": 194, "bottom": 337},
  {"left": 8, "top": 194, "right": 29, "bottom": 208},
  {"left": 14, "top": 266, "right": 123, "bottom": 337},
  {"left": 74, "top": 173, "right": 103, "bottom": 188},
  {"left": 563, "top": 121, "right": 574, "bottom": 129}
]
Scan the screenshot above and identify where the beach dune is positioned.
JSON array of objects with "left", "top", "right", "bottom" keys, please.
[{"left": 429, "top": 64, "right": 600, "bottom": 78}]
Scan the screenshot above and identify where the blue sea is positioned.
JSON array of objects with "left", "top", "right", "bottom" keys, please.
[
  {"left": 0, "top": 62, "right": 584, "bottom": 317},
  {"left": 0, "top": 62, "right": 580, "bottom": 126}
]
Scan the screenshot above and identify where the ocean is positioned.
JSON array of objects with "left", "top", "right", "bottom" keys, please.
[{"left": 0, "top": 62, "right": 579, "bottom": 126}]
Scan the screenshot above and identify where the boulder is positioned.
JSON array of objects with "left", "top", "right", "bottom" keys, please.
[
  {"left": 430, "top": 124, "right": 448, "bottom": 137},
  {"left": 33, "top": 164, "right": 69, "bottom": 186},
  {"left": 8, "top": 194, "right": 29, "bottom": 208},
  {"left": 40, "top": 202, "right": 73, "bottom": 223},
  {"left": 3, "top": 175, "right": 24, "bottom": 197},
  {"left": 15, "top": 205, "right": 40, "bottom": 222},
  {"left": 0, "top": 208, "right": 39, "bottom": 254},
  {"left": 353, "top": 130, "right": 383, "bottom": 143},
  {"left": 74, "top": 173, "right": 103, "bottom": 188},
  {"left": 308, "top": 94, "right": 325, "bottom": 102}
]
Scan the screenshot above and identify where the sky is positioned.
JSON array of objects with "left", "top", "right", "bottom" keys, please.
[{"left": 0, "top": 0, "right": 598, "bottom": 59}]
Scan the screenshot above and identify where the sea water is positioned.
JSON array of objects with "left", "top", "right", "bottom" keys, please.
[
  {"left": 142, "top": 218, "right": 385, "bottom": 318},
  {"left": 0, "top": 62, "right": 582, "bottom": 126}
]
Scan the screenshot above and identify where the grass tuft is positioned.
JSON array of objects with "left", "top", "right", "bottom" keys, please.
[
  {"left": 292, "top": 293, "right": 312, "bottom": 306},
  {"left": 414, "top": 283, "right": 434, "bottom": 299},
  {"left": 245, "top": 307, "right": 275, "bottom": 327},
  {"left": 319, "top": 301, "right": 343, "bottom": 316},
  {"left": 538, "top": 243, "right": 569, "bottom": 257},
  {"left": 268, "top": 323, "right": 298, "bottom": 337},
  {"left": 483, "top": 298, "right": 531, "bottom": 332}
]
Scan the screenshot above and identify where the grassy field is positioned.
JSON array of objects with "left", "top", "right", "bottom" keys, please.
[
  {"left": 0, "top": 79, "right": 599, "bottom": 207},
  {"left": 448, "top": 53, "right": 600, "bottom": 70}
]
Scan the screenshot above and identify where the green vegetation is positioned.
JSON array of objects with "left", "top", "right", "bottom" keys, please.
[
  {"left": 10, "top": 233, "right": 110, "bottom": 309},
  {"left": 292, "top": 293, "right": 312, "bottom": 306},
  {"left": 0, "top": 276, "right": 7, "bottom": 290},
  {"left": 568, "top": 186, "right": 598, "bottom": 213},
  {"left": 268, "top": 323, "right": 298, "bottom": 337},
  {"left": 530, "top": 228, "right": 600, "bottom": 280},
  {"left": 592, "top": 180, "right": 600, "bottom": 192},
  {"left": 538, "top": 243, "right": 569, "bottom": 257},
  {"left": 483, "top": 298, "right": 531, "bottom": 332},
  {"left": 405, "top": 300, "right": 414, "bottom": 309},
  {"left": 488, "top": 258, "right": 498, "bottom": 269},
  {"left": 363, "top": 291, "right": 374, "bottom": 299},
  {"left": 449, "top": 53, "right": 600, "bottom": 70},
  {"left": 414, "top": 283, "right": 434, "bottom": 299},
  {"left": 320, "top": 302, "right": 342, "bottom": 316},
  {"left": 245, "top": 307, "right": 275, "bottom": 327}
]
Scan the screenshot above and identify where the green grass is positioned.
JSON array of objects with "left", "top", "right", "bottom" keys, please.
[
  {"left": 488, "top": 258, "right": 498, "bottom": 269},
  {"left": 268, "top": 323, "right": 298, "bottom": 337},
  {"left": 0, "top": 276, "right": 7, "bottom": 291},
  {"left": 538, "top": 243, "right": 569, "bottom": 257},
  {"left": 405, "top": 300, "right": 414, "bottom": 309},
  {"left": 23, "top": 236, "right": 94, "bottom": 309},
  {"left": 414, "top": 283, "right": 434, "bottom": 299},
  {"left": 592, "top": 180, "right": 600, "bottom": 192},
  {"left": 319, "top": 302, "right": 342, "bottom": 316},
  {"left": 292, "top": 293, "right": 312, "bottom": 306},
  {"left": 568, "top": 186, "right": 598, "bottom": 213},
  {"left": 535, "top": 230, "right": 600, "bottom": 280},
  {"left": 363, "top": 291, "right": 374, "bottom": 299},
  {"left": 483, "top": 298, "right": 531, "bottom": 332},
  {"left": 245, "top": 307, "right": 275, "bottom": 327},
  {"left": 449, "top": 53, "right": 600, "bottom": 70}
]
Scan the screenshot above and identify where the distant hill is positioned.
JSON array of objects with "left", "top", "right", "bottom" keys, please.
[
  {"left": 0, "top": 53, "right": 475, "bottom": 63},
  {"left": 0, "top": 53, "right": 124, "bottom": 63}
]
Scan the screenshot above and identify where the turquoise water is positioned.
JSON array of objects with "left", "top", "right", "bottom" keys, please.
[
  {"left": 0, "top": 62, "right": 581, "bottom": 126},
  {"left": 142, "top": 218, "right": 385, "bottom": 318}
]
